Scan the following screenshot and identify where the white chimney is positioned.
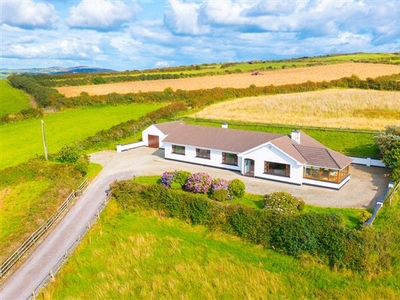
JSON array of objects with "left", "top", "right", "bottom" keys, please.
[
  {"left": 222, "top": 121, "right": 228, "bottom": 129},
  {"left": 291, "top": 130, "right": 300, "bottom": 143}
]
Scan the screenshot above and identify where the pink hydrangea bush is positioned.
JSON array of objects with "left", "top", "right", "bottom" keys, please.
[
  {"left": 211, "top": 178, "right": 232, "bottom": 200},
  {"left": 184, "top": 172, "right": 212, "bottom": 194}
]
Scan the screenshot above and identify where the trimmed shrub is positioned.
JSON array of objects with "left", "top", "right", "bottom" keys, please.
[
  {"left": 211, "top": 178, "right": 231, "bottom": 200},
  {"left": 184, "top": 172, "right": 212, "bottom": 194},
  {"left": 212, "top": 189, "right": 229, "bottom": 202},
  {"left": 264, "top": 191, "right": 304, "bottom": 214},
  {"left": 172, "top": 170, "right": 191, "bottom": 187},
  {"left": 228, "top": 179, "right": 245, "bottom": 198}
]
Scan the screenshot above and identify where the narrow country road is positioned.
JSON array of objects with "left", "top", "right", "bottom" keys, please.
[
  {"left": 0, "top": 147, "right": 388, "bottom": 299},
  {"left": 0, "top": 154, "right": 138, "bottom": 299}
]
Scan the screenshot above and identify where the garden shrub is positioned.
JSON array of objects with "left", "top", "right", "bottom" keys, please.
[
  {"left": 160, "top": 171, "right": 175, "bottom": 187},
  {"left": 184, "top": 172, "right": 212, "bottom": 194},
  {"left": 170, "top": 182, "right": 182, "bottom": 190},
  {"left": 360, "top": 210, "right": 372, "bottom": 224},
  {"left": 74, "top": 155, "right": 89, "bottom": 176},
  {"left": 57, "top": 143, "right": 82, "bottom": 163},
  {"left": 172, "top": 170, "right": 191, "bottom": 187},
  {"left": 160, "top": 170, "right": 191, "bottom": 189},
  {"left": 228, "top": 179, "right": 245, "bottom": 198},
  {"left": 297, "top": 199, "right": 306, "bottom": 211},
  {"left": 211, "top": 178, "right": 231, "bottom": 200},
  {"left": 264, "top": 191, "right": 304, "bottom": 214},
  {"left": 212, "top": 189, "right": 229, "bottom": 202}
]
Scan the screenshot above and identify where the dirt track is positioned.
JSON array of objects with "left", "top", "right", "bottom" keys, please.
[{"left": 57, "top": 63, "right": 400, "bottom": 97}]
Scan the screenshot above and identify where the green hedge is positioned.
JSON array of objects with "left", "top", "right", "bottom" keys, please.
[{"left": 111, "top": 181, "right": 387, "bottom": 272}]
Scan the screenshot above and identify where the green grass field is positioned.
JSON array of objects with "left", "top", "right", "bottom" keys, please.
[
  {"left": 39, "top": 197, "right": 400, "bottom": 299},
  {"left": 0, "top": 103, "right": 163, "bottom": 170},
  {"left": 0, "top": 80, "right": 32, "bottom": 114}
]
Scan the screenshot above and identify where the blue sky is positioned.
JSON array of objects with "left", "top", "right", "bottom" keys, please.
[{"left": 1, "top": 0, "right": 399, "bottom": 71}]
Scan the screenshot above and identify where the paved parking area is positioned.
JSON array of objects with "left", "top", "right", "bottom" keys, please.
[{"left": 90, "top": 147, "right": 391, "bottom": 208}]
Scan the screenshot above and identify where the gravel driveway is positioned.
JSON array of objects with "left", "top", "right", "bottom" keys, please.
[{"left": 91, "top": 147, "right": 390, "bottom": 208}]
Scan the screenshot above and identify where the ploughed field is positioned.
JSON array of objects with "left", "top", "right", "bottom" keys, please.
[
  {"left": 190, "top": 89, "right": 400, "bottom": 131},
  {"left": 57, "top": 63, "right": 400, "bottom": 97}
]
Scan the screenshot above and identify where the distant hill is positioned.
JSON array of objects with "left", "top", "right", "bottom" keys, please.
[{"left": 0, "top": 66, "right": 116, "bottom": 79}]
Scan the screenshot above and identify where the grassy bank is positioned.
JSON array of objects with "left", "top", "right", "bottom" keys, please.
[
  {"left": 0, "top": 103, "right": 163, "bottom": 170},
  {"left": 39, "top": 199, "right": 400, "bottom": 299},
  {"left": 0, "top": 80, "right": 32, "bottom": 115},
  {"left": 0, "top": 160, "right": 102, "bottom": 260}
]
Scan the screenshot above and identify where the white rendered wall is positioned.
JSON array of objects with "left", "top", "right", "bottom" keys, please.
[
  {"left": 241, "top": 144, "right": 303, "bottom": 185},
  {"left": 164, "top": 144, "right": 241, "bottom": 172},
  {"left": 142, "top": 125, "right": 167, "bottom": 148}
]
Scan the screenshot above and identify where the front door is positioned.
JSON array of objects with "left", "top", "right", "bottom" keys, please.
[{"left": 244, "top": 159, "right": 255, "bottom": 176}]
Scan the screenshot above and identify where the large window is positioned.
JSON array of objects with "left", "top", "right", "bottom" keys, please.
[
  {"left": 172, "top": 145, "right": 185, "bottom": 155},
  {"left": 264, "top": 161, "right": 290, "bottom": 177},
  {"left": 222, "top": 152, "right": 238, "bottom": 166},
  {"left": 303, "top": 165, "right": 350, "bottom": 183},
  {"left": 196, "top": 148, "right": 210, "bottom": 159}
]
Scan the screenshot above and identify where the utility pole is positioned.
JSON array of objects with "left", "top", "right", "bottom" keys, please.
[{"left": 41, "top": 120, "right": 48, "bottom": 160}]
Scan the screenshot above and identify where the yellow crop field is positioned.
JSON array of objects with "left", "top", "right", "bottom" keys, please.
[
  {"left": 57, "top": 63, "right": 400, "bottom": 97},
  {"left": 190, "top": 89, "right": 400, "bottom": 130}
]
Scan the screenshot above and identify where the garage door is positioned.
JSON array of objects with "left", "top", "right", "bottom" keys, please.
[{"left": 148, "top": 135, "right": 159, "bottom": 148}]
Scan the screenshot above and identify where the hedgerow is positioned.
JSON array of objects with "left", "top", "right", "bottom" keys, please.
[
  {"left": 8, "top": 73, "right": 400, "bottom": 111},
  {"left": 111, "top": 180, "right": 387, "bottom": 273}
]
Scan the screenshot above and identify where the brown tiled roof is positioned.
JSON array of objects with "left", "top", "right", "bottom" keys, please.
[
  {"left": 271, "top": 136, "right": 307, "bottom": 164},
  {"left": 162, "top": 123, "right": 283, "bottom": 153},
  {"left": 154, "top": 120, "right": 185, "bottom": 134},
  {"left": 291, "top": 131, "right": 353, "bottom": 169}
]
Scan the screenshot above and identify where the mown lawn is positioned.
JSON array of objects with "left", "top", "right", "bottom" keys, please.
[
  {"left": 39, "top": 199, "right": 400, "bottom": 299},
  {"left": 0, "top": 103, "right": 163, "bottom": 170},
  {"left": 0, "top": 80, "right": 32, "bottom": 115}
]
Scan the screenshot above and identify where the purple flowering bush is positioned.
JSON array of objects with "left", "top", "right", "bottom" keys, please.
[
  {"left": 184, "top": 172, "right": 212, "bottom": 194},
  {"left": 160, "top": 170, "right": 191, "bottom": 189},
  {"left": 160, "top": 171, "right": 175, "bottom": 187},
  {"left": 211, "top": 178, "right": 232, "bottom": 201}
]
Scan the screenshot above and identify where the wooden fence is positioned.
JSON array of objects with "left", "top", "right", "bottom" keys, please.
[
  {"left": 0, "top": 178, "right": 88, "bottom": 279},
  {"left": 28, "top": 193, "right": 112, "bottom": 299}
]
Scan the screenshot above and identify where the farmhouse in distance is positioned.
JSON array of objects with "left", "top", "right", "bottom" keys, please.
[{"left": 141, "top": 121, "right": 353, "bottom": 189}]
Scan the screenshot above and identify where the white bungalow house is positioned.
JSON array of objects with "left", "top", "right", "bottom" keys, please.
[{"left": 142, "top": 121, "right": 353, "bottom": 189}]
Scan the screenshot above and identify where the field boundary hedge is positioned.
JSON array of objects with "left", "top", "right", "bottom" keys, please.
[{"left": 111, "top": 180, "right": 389, "bottom": 273}]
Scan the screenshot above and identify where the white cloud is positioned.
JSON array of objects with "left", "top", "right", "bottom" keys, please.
[
  {"left": 1, "top": 0, "right": 57, "bottom": 29},
  {"left": 67, "top": 0, "right": 139, "bottom": 30},
  {"left": 164, "top": 0, "right": 210, "bottom": 35}
]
